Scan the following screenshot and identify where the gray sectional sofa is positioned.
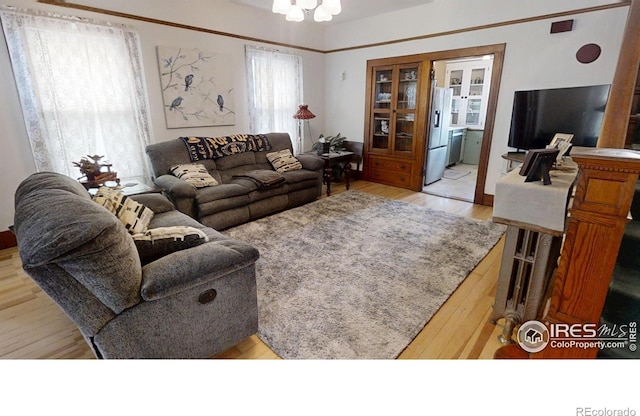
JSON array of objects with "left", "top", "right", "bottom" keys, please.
[
  {"left": 145, "top": 132, "right": 324, "bottom": 230},
  {"left": 13, "top": 172, "right": 259, "bottom": 359}
]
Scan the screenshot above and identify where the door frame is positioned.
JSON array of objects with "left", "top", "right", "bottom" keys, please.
[{"left": 424, "top": 43, "right": 506, "bottom": 206}]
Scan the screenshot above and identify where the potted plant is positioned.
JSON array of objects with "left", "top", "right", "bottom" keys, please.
[
  {"left": 311, "top": 133, "right": 350, "bottom": 182},
  {"left": 311, "top": 132, "right": 346, "bottom": 155}
]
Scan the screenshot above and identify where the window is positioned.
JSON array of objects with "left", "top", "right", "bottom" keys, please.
[
  {"left": 0, "top": 7, "right": 152, "bottom": 183},
  {"left": 245, "top": 45, "right": 303, "bottom": 154}
]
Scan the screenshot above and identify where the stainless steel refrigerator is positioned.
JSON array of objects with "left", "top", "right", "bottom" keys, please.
[{"left": 424, "top": 86, "right": 453, "bottom": 185}]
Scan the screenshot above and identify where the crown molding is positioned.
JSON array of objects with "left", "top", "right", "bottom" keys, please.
[
  {"left": 37, "top": 1, "right": 630, "bottom": 54},
  {"left": 36, "top": 0, "right": 324, "bottom": 53}
]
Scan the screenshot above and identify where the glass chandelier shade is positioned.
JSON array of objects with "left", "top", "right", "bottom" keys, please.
[
  {"left": 297, "top": 0, "right": 317, "bottom": 9},
  {"left": 272, "top": 0, "right": 291, "bottom": 14},
  {"left": 285, "top": 5, "right": 304, "bottom": 22},
  {"left": 322, "top": 0, "right": 341, "bottom": 15},
  {"left": 272, "top": 0, "right": 342, "bottom": 22},
  {"left": 313, "top": 5, "right": 332, "bottom": 22}
]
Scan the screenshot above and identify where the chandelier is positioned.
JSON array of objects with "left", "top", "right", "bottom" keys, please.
[{"left": 272, "top": 0, "right": 342, "bottom": 22}]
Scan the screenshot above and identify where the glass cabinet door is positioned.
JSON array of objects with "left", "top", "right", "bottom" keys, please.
[
  {"left": 397, "top": 66, "right": 418, "bottom": 110},
  {"left": 445, "top": 60, "right": 492, "bottom": 128},
  {"left": 372, "top": 67, "right": 393, "bottom": 151},
  {"left": 465, "top": 67, "right": 487, "bottom": 127},
  {"left": 394, "top": 65, "right": 419, "bottom": 154},
  {"left": 374, "top": 68, "right": 393, "bottom": 110},
  {"left": 466, "top": 98, "right": 482, "bottom": 126},
  {"left": 450, "top": 98, "right": 460, "bottom": 126},
  {"left": 394, "top": 113, "right": 414, "bottom": 153},
  {"left": 468, "top": 68, "right": 486, "bottom": 97},
  {"left": 448, "top": 69, "right": 463, "bottom": 126},
  {"left": 448, "top": 69, "right": 463, "bottom": 97},
  {"left": 371, "top": 111, "right": 390, "bottom": 150}
]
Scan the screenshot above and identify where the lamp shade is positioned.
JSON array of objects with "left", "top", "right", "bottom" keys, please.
[
  {"left": 323, "top": 0, "right": 341, "bottom": 15},
  {"left": 272, "top": 0, "right": 291, "bottom": 14},
  {"left": 286, "top": 5, "right": 305, "bottom": 22},
  {"left": 314, "top": 5, "right": 332, "bottom": 22},
  {"left": 297, "top": 0, "right": 318, "bottom": 9},
  {"left": 293, "top": 104, "right": 316, "bottom": 120}
]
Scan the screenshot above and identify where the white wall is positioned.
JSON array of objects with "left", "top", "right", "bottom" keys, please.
[
  {"left": 0, "top": 0, "right": 326, "bottom": 230},
  {"left": 323, "top": 0, "right": 626, "bottom": 51},
  {"left": 322, "top": 2, "right": 629, "bottom": 197}
]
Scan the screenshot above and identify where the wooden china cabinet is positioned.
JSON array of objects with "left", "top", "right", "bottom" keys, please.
[{"left": 363, "top": 56, "right": 430, "bottom": 191}]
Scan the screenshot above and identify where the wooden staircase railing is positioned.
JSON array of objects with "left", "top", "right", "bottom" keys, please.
[
  {"left": 495, "top": 0, "right": 640, "bottom": 359},
  {"left": 598, "top": 0, "right": 640, "bottom": 149},
  {"left": 495, "top": 149, "right": 640, "bottom": 359}
]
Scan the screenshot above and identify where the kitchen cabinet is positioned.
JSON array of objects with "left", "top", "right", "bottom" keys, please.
[
  {"left": 445, "top": 59, "right": 492, "bottom": 129},
  {"left": 364, "top": 56, "right": 429, "bottom": 191},
  {"left": 462, "top": 129, "right": 482, "bottom": 165},
  {"left": 446, "top": 127, "right": 466, "bottom": 167}
]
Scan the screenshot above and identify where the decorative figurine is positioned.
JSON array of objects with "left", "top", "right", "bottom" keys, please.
[
  {"left": 73, "top": 154, "right": 119, "bottom": 187},
  {"left": 381, "top": 120, "right": 389, "bottom": 134}
]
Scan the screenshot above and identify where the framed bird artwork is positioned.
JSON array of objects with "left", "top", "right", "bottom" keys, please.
[{"left": 157, "top": 46, "right": 236, "bottom": 128}]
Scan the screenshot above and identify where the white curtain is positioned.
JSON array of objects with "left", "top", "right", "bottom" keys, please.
[
  {"left": 0, "top": 6, "right": 152, "bottom": 184},
  {"left": 245, "top": 45, "right": 303, "bottom": 154}
]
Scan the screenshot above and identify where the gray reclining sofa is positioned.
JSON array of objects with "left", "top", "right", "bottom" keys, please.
[
  {"left": 13, "top": 172, "right": 259, "bottom": 358},
  {"left": 145, "top": 132, "right": 324, "bottom": 230}
]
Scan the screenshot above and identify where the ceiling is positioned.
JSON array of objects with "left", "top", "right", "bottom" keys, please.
[{"left": 227, "top": 0, "right": 435, "bottom": 24}]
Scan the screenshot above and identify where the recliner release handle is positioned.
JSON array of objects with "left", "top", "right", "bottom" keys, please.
[{"left": 198, "top": 289, "right": 217, "bottom": 304}]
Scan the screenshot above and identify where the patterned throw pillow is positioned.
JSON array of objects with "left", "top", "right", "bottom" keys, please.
[
  {"left": 266, "top": 149, "right": 302, "bottom": 173},
  {"left": 92, "top": 186, "right": 123, "bottom": 215},
  {"left": 92, "top": 187, "right": 154, "bottom": 234},
  {"left": 170, "top": 163, "right": 218, "bottom": 188},
  {"left": 132, "top": 226, "right": 209, "bottom": 265}
]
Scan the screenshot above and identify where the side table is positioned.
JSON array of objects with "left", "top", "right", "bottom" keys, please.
[
  {"left": 310, "top": 151, "right": 355, "bottom": 196},
  {"left": 86, "top": 181, "right": 163, "bottom": 197},
  {"left": 119, "top": 182, "right": 163, "bottom": 196}
]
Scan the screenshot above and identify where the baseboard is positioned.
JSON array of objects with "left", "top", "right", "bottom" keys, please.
[{"left": 0, "top": 230, "right": 17, "bottom": 250}]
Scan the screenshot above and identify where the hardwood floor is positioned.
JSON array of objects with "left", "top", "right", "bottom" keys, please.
[{"left": 0, "top": 180, "right": 507, "bottom": 359}]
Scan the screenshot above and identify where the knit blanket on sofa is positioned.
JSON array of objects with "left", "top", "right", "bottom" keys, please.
[
  {"left": 180, "top": 134, "right": 272, "bottom": 161},
  {"left": 233, "top": 170, "right": 285, "bottom": 189}
]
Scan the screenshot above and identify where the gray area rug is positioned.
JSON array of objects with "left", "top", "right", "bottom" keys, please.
[{"left": 225, "top": 191, "right": 506, "bottom": 359}]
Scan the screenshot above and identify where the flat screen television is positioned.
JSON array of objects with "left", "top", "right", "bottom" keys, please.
[{"left": 507, "top": 84, "right": 611, "bottom": 151}]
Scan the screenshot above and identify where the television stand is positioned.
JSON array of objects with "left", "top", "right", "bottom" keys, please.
[{"left": 501, "top": 151, "right": 526, "bottom": 172}]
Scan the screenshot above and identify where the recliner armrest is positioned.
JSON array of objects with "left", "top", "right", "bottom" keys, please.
[
  {"left": 154, "top": 174, "right": 196, "bottom": 198},
  {"left": 128, "top": 193, "right": 175, "bottom": 214},
  {"left": 139, "top": 239, "right": 259, "bottom": 301},
  {"left": 297, "top": 154, "right": 324, "bottom": 171}
]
